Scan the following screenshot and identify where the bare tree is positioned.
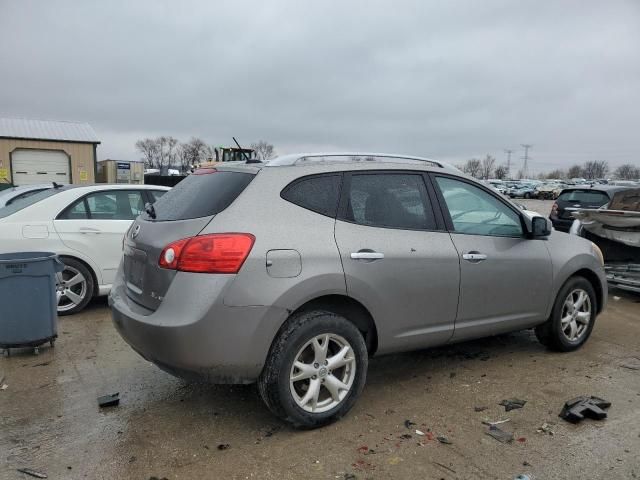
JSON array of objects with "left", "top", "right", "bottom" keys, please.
[
  {"left": 135, "top": 138, "right": 160, "bottom": 168},
  {"left": 582, "top": 160, "right": 608, "bottom": 180},
  {"left": 178, "top": 137, "right": 210, "bottom": 172},
  {"left": 251, "top": 140, "right": 276, "bottom": 161},
  {"left": 614, "top": 164, "right": 640, "bottom": 180},
  {"left": 462, "top": 158, "right": 482, "bottom": 178},
  {"left": 480, "top": 154, "right": 496, "bottom": 179},
  {"left": 494, "top": 164, "right": 509, "bottom": 180},
  {"left": 567, "top": 164, "right": 584, "bottom": 179}
]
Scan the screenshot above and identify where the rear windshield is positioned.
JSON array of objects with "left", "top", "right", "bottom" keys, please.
[
  {"left": 146, "top": 170, "right": 255, "bottom": 221},
  {"left": 558, "top": 190, "right": 609, "bottom": 206},
  {"left": 0, "top": 188, "right": 63, "bottom": 219}
]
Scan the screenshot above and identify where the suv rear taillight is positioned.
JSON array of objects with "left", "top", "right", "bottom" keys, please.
[{"left": 159, "top": 233, "right": 255, "bottom": 273}]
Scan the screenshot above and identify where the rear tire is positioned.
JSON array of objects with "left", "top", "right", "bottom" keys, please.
[
  {"left": 56, "top": 257, "right": 94, "bottom": 316},
  {"left": 258, "top": 310, "right": 368, "bottom": 428},
  {"left": 535, "top": 276, "right": 597, "bottom": 352}
]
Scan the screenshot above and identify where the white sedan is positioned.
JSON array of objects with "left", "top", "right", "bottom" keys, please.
[{"left": 0, "top": 184, "right": 170, "bottom": 314}]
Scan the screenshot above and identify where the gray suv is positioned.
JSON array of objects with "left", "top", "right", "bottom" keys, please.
[{"left": 110, "top": 153, "right": 607, "bottom": 428}]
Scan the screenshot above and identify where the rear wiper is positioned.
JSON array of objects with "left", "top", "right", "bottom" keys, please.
[{"left": 144, "top": 202, "right": 156, "bottom": 219}]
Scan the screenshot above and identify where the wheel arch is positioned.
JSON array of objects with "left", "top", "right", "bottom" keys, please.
[
  {"left": 571, "top": 268, "right": 605, "bottom": 314},
  {"left": 58, "top": 254, "right": 100, "bottom": 297},
  {"left": 288, "top": 294, "right": 379, "bottom": 355}
]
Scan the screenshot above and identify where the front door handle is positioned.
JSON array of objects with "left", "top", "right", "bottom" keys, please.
[
  {"left": 351, "top": 251, "right": 385, "bottom": 261},
  {"left": 462, "top": 251, "right": 487, "bottom": 263}
]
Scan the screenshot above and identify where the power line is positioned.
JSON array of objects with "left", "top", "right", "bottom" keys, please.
[{"left": 521, "top": 144, "right": 532, "bottom": 177}]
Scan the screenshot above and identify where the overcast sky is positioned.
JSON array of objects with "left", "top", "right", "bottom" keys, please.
[{"left": 1, "top": 1, "right": 639, "bottom": 173}]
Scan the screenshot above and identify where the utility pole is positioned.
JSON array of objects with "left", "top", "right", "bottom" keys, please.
[
  {"left": 504, "top": 149, "right": 513, "bottom": 173},
  {"left": 521, "top": 144, "right": 532, "bottom": 178}
]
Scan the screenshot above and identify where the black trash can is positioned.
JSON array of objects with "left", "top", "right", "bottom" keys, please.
[{"left": 0, "top": 252, "right": 63, "bottom": 353}]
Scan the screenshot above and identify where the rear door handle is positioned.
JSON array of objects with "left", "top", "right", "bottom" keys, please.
[
  {"left": 79, "top": 227, "right": 101, "bottom": 233},
  {"left": 351, "top": 251, "right": 385, "bottom": 260},
  {"left": 462, "top": 252, "right": 487, "bottom": 262}
]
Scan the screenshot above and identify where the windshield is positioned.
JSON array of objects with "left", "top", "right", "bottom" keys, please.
[{"left": 0, "top": 188, "right": 63, "bottom": 219}]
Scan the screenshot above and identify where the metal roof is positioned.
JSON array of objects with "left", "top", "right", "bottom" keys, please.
[{"left": 0, "top": 117, "right": 100, "bottom": 143}]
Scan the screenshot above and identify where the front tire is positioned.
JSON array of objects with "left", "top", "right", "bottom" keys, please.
[
  {"left": 258, "top": 310, "right": 368, "bottom": 428},
  {"left": 56, "top": 258, "right": 94, "bottom": 315},
  {"left": 535, "top": 277, "right": 596, "bottom": 352}
]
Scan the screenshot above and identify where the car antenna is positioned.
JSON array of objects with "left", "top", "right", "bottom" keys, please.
[{"left": 233, "top": 136, "right": 261, "bottom": 164}]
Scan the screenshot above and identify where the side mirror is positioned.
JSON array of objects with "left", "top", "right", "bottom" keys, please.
[{"left": 531, "top": 216, "right": 552, "bottom": 237}]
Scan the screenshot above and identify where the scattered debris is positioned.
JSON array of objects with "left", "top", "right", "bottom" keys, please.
[
  {"left": 621, "top": 362, "right": 640, "bottom": 371},
  {"left": 523, "top": 461, "right": 531, "bottom": 467},
  {"left": 1, "top": 383, "right": 8, "bottom": 391},
  {"left": 404, "top": 419, "right": 416, "bottom": 429},
  {"left": 514, "top": 475, "right": 531, "bottom": 480},
  {"left": 536, "top": 422, "right": 555, "bottom": 435},
  {"left": 16, "top": 468, "right": 47, "bottom": 479},
  {"left": 474, "top": 405, "right": 488, "bottom": 412},
  {"left": 356, "top": 445, "right": 376, "bottom": 455},
  {"left": 31, "top": 362, "right": 50, "bottom": 367},
  {"left": 432, "top": 461, "right": 456, "bottom": 474},
  {"left": 415, "top": 430, "right": 425, "bottom": 436},
  {"left": 559, "top": 396, "right": 611, "bottom": 423},
  {"left": 485, "top": 425, "right": 514, "bottom": 443},
  {"left": 613, "top": 296, "right": 621, "bottom": 301},
  {"left": 517, "top": 437, "right": 527, "bottom": 443},
  {"left": 341, "top": 474, "right": 357, "bottom": 480},
  {"left": 148, "top": 477, "right": 168, "bottom": 480},
  {"left": 97, "top": 393, "right": 120, "bottom": 408},
  {"left": 482, "top": 418, "right": 510, "bottom": 426},
  {"left": 437, "top": 435, "right": 452, "bottom": 444},
  {"left": 217, "top": 444, "right": 230, "bottom": 450},
  {"left": 385, "top": 409, "right": 395, "bottom": 415},
  {"left": 399, "top": 434, "right": 412, "bottom": 440},
  {"left": 499, "top": 398, "right": 527, "bottom": 412}
]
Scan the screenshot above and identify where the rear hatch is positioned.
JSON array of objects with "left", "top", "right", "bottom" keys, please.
[
  {"left": 123, "top": 168, "right": 257, "bottom": 311},
  {"left": 556, "top": 189, "right": 610, "bottom": 220}
]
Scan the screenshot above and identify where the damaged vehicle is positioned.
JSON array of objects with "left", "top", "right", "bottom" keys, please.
[
  {"left": 570, "top": 187, "right": 640, "bottom": 294},
  {"left": 111, "top": 153, "right": 607, "bottom": 428}
]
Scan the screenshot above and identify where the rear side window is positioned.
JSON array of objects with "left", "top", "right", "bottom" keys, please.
[
  {"left": 281, "top": 174, "right": 342, "bottom": 218},
  {"left": 0, "top": 188, "right": 62, "bottom": 219},
  {"left": 342, "top": 173, "right": 435, "bottom": 230},
  {"left": 557, "top": 190, "right": 609, "bottom": 206},
  {"left": 147, "top": 170, "right": 255, "bottom": 221}
]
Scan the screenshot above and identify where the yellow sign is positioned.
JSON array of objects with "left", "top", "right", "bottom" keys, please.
[
  {"left": 0, "top": 168, "right": 8, "bottom": 180},
  {"left": 79, "top": 170, "right": 88, "bottom": 181}
]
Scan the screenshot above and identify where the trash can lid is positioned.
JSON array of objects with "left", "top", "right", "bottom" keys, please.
[{"left": 0, "top": 252, "right": 59, "bottom": 263}]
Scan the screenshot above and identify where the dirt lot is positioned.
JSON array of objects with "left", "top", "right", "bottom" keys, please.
[{"left": 2, "top": 201, "right": 639, "bottom": 480}]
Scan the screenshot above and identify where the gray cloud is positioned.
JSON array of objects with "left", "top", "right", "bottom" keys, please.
[{"left": 1, "top": 0, "right": 639, "bottom": 173}]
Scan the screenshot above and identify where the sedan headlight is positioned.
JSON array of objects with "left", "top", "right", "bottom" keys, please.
[{"left": 591, "top": 242, "right": 604, "bottom": 266}]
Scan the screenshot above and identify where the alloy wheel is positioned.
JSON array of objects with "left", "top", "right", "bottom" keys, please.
[
  {"left": 560, "top": 289, "right": 591, "bottom": 342},
  {"left": 289, "top": 334, "right": 357, "bottom": 413},
  {"left": 56, "top": 265, "right": 88, "bottom": 313}
]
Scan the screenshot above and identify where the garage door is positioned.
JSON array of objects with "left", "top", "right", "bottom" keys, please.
[{"left": 11, "top": 149, "right": 70, "bottom": 186}]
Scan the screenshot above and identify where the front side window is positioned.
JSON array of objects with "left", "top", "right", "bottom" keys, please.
[
  {"left": 281, "top": 174, "right": 342, "bottom": 218},
  {"left": 343, "top": 173, "right": 435, "bottom": 230},
  {"left": 435, "top": 176, "right": 522, "bottom": 237}
]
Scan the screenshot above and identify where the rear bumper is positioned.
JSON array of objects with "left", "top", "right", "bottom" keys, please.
[{"left": 109, "top": 269, "right": 286, "bottom": 384}]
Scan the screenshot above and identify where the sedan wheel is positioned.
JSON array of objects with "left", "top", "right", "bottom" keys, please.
[
  {"left": 55, "top": 258, "right": 94, "bottom": 315},
  {"left": 560, "top": 289, "right": 591, "bottom": 342}
]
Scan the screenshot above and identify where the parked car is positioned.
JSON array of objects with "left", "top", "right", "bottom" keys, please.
[
  {"left": 549, "top": 186, "right": 628, "bottom": 232},
  {"left": 508, "top": 183, "right": 536, "bottom": 198},
  {"left": 487, "top": 179, "right": 508, "bottom": 195},
  {"left": 536, "top": 182, "right": 566, "bottom": 200},
  {"left": 111, "top": 153, "right": 606, "bottom": 428},
  {"left": 0, "top": 184, "right": 170, "bottom": 314},
  {"left": 0, "top": 183, "right": 59, "bottom": 208}
]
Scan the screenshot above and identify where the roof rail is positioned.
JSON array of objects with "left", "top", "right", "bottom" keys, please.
[{"left": 267, "top": 152, "right": 445, "bottom": 168}]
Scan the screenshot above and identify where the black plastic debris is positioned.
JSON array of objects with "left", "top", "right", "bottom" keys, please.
[
  {"left": 499, "top": 398, "right": 527, "bottom": 412},
  {"left": 404, "top": 419, "right": 416, "bottom": 429},
  {"left": 485, "top": 425, "right": 514, "bottom": 443},
  {"left": 98, "top": 393, "right": 120, "bottom": 408},
  {"left": 559, "top": 396, "right": 611, "bottom": 424},
  {"left": 217, "top": 443, "right": 230, "bottom": 450},
  {"left": 16, "top": 468, "right": 47, "bottom": 478},
  {"left": 437, "top": 435, "right": 452, "bottom": 444}
]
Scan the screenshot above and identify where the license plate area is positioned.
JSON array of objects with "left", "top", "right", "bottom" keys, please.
[{"left": 124, "top": 245, "right": 147, "bottom": 291}]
